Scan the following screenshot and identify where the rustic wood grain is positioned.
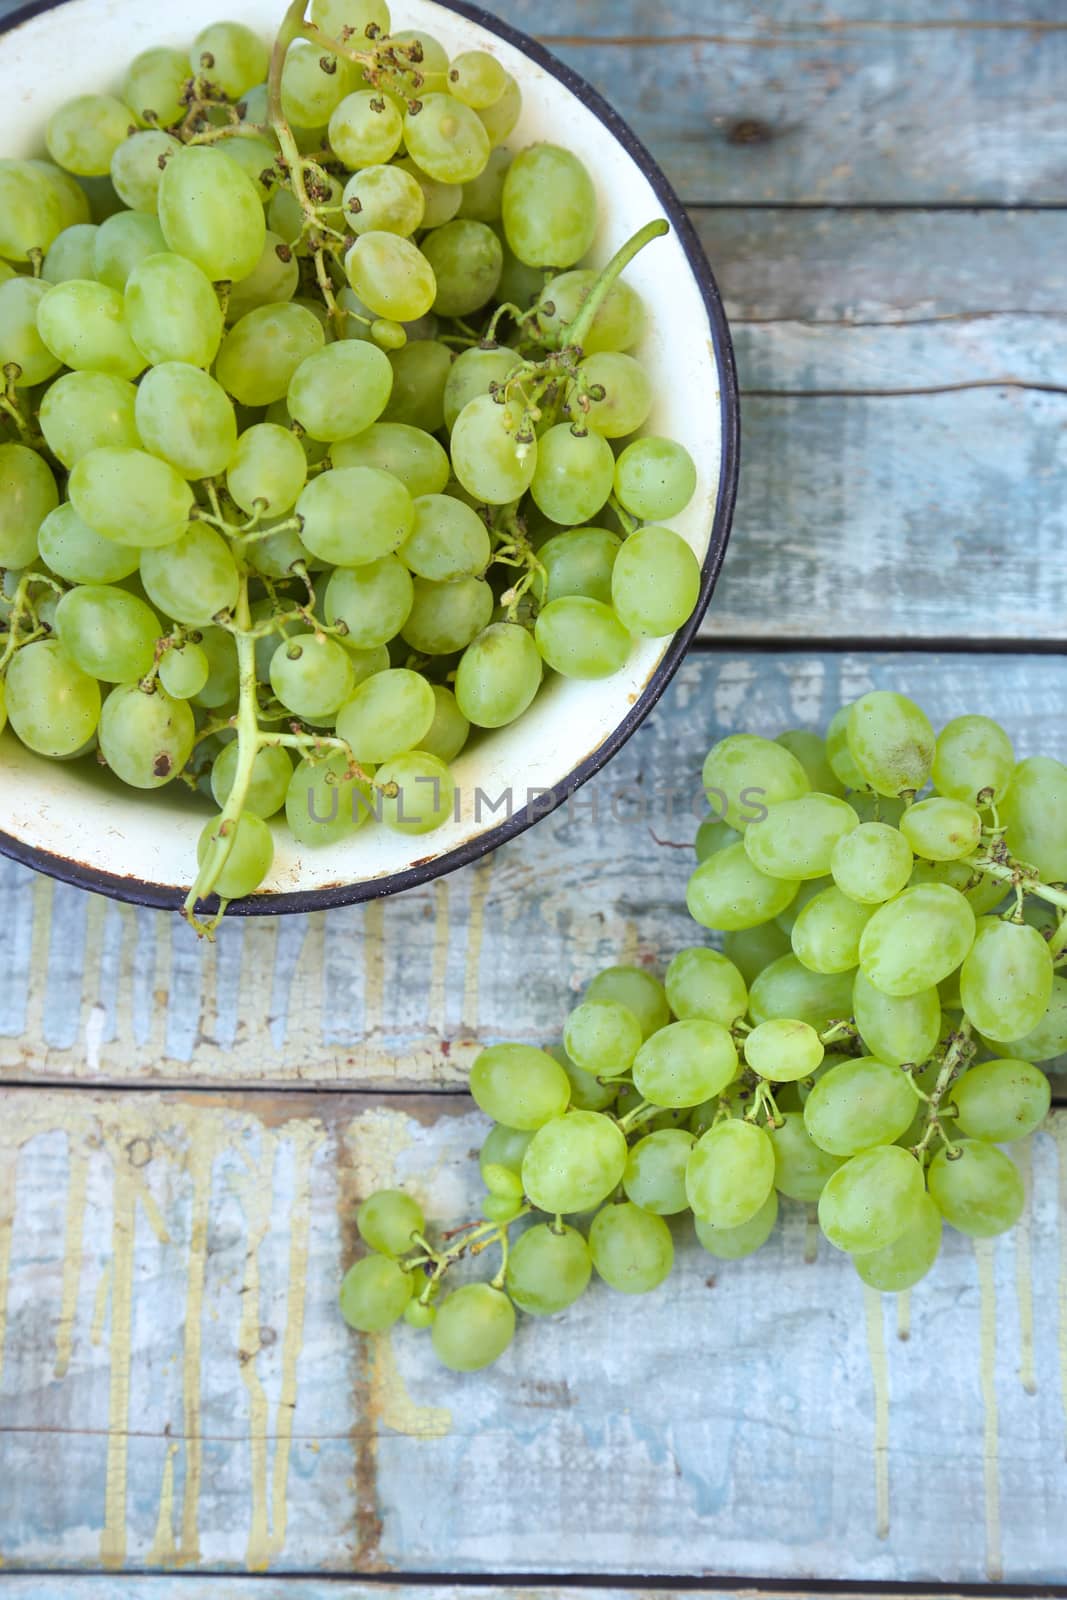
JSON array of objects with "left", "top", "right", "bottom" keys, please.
[
  {"left": 0, "top": 651, "right": 1062, "bottom": 1090},
  {"left": 0, "top": 1085, "right": 1064, "bottom": 1581},
  {"left": 490, "top": 1, "right": 1067, "bottom": 205},
  {"left": 0, "top": 1586, "right": 1024, "bottom": 1600}
]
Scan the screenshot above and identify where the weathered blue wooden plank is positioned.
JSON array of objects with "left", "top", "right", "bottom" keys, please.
[
  {"left": 0, "top": 1087, "right": 1063, "bottom": 1580},
  {"left": 0, "top": 1586, "right": 998, "bottom": 1600},
  {"left": 697, "top": 209, "right": 1067, "bottom": 325},
  {"left": 485, "top": 3, "right": 1067, "bottom": 205},
  {"left": 1, "top": 651, "right": 1062, "bottom": 1088}
]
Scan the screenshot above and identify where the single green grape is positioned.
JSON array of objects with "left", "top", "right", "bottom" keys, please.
[
  {"left": 451, "top": 394, "right": 537, "bottom": 504},
  {"left": 432, "top": 1284, "right": 514, "bottom": 1372},
  {"left": 0, "top": 443, "right": 59, "bottom": 567},
  {"left": 332, "top": 422, "right": 450, "bottom": 497},
  {"left": 92, "top": 210, "right": 167, "bottom": 290},
  {"left": 196, "top": 811, "right": 274, "bottom": 899},
  {"left": 135, "top": 363, "right": 237, "bottom": 480},
  {"left": 5, "top": 640, "right": 100, "bottom": 758},
  {"left": 479, "top": 1123, "right": 534, "bottom": 1181},
  {"left": 0, "top": 159, "right": 69, "bottom": 263},
  {"left": 344, "top": 162, "right": 425, "bottom": 237},
  {"left": 522, "top": 1110, "right": 628, "bottom": 1213},
  {"left": 745, "top": 1018, "right": 824, "bottom": 1082},
  {"left": 159, "top": 642, "right": 210, "bottom": 701},
  {"left": 422, "top": 218, "right": 502, "bottom": 317},
  {"left": 228, "top": 230, "right": 300, "bottom": 319},
  {"left": 393, "top": 156, "right": 462, "bottom": 230},
  {"left": 951, "top": 1058, "right": 1050, "bottom": 1143},
  {"left": 804, "top": 1056, "right": 915, "bottom": 1157},
  {"left": 336, "top": 667, "right": 435, "bottom": 762},
  {"left": 158, "top": 145, "right": 265, "bottom": 284},
  {"left": 442, "top": 346, "right": 519, "bottom": 434},
  {"left": 357, "top": 1189, "right": 425, "bottom": 1257},
  {"left": 191, "top": 627, "right": 239, "bottom": 710},
  {"left": 339, "top": 1253, "right": 413, "bottom": 1332},
  {"left": 959, "top": 917, "right": 1053, "bottom": 1042},
  {"left": 721, "top": 923, "right": 792, "bottom": 987},
  {"left": 530, "top": 424, "right": 615, "bottom": 526},
  {"left": 502, "top": 144, "right": 597, "bottom": 268},
  {"left": 37, "top": 279, "right": 146, "bottom": 380},
  {"left": 614, "top": 437, "right": 697, "bottom": 520},
  {"left": 611, "top": 526, "right": 701, "bottom": 638},
  {"left": 0, "top": 277, "right": 62, "bottom": 387},
  {"left": 927, "top": 1140, "right": 1024, "bottom": 1238},
  {"left": 573, "top": 350, "right": 652, "bottom": 440},
  {"left": 47, "top": 94, "right": 133, "bottom": 178},
  {"left": 538, "top": 526, "right": 620, "bottom": 607},
  {"left": 99, "top": 682, "right": 195, "bottom": 788},
  {"left": 448, "top": 49, "right": 507, "bottom": 109},
  {"left": 42, "top": 223, "right": 99, "bottom": 285},
  {"left": 457, "top": 145, "right": 511, "bottom": 223},
  {"left": 69, "top": 446, "right": 192, "bottom": 549},
  {"left": 477, "top": 73, "right": 522, "bottom": 144},
  {"left": 1001, "top": 755, "right": 1067, "bottom": 884},
  {"left": 791, "top": 885, "right": 875, "bottom": 975},
  {"left": 534, "top": 596, "right": 631, "bottom": 680},
  {"left": 859, "top": 882, "right": 978, "bottom": 998},
  {"left": 694, "top": 817, "right": 742, "bottom": 862},
  {"left": 37, "top": 503, "right": 139, "bottom": 585},
  {"left": 270, "top": 633, "right": 356, "bottom": 721},
  {"left": 216, "top": 302, "right": 325, "bottom": 407},
  {"left": 189, "top": 21, "right": 270, "bottom": 99},
  {"left": 562, "top": 999, "right": 641, "bottom": 1079},
  {"left": 932, "top": 713, "right": 1015, "bottom": 806},
  {"left": 745, "top": 793, "right": 859, "bottom": 881},
  {"left": 687, "top": 841, "right": 799, "bottom": 932},
  {"left": 281, "top": 40, "right": 355, "bottom": 127},
  {"left": 400, "top": 494, "right": 490, "bottom": 583},
  {"left": 830, "top": 821, "right": 913, "bottom": 905},
  {"left": 39, "top": 368, "right": 141, "bottom": 473},
  {"left": 288, "top": 340, "right": 394, "bottom": 443},
  {"left": 852, "top": 1191, "right": 942, "bottom": 1291},
  {"left": 376, "top": 750, "right": 455, "bottom": 834},
  {"left": 125, "top": 251, "right": 225, "bottom": 369},
  {"left": 227, "top": 424, "right": 308, "bottom": 517},
  {"left": 852, "top": 968, "right": 941, "bottom": 1068},
  {"left": 623, "top": 1128, "right": 695, "bottom": 1215},
  {"left": 123, "top": 46, "right": 190, "bottom": 129},
  {"left": 402, "top": 575, "right": 494, "bottom": 656},
  {"left": 404, "top": 93, "right": 490, "bottom": 184},
  {"left": 310, "top": 0, "right": 391, "bottom": 44},
  {"left": 665, "top": 947, "right": 748, "bottom": 1026},
  {"left": 324, "top": 559, "right": 413, "bottom": 651},
  {"left": 330, "top": 91, "right": 405, "bottom": 168},
  {"left": 298, "top": 466, "right": 413, "bottom": 567},
  {"left": 748, "top": 954, "right": 854, "bottom": 1034},
  {"left": 846, "top": 690, "right": 935, "bottom": 799},
  {"left": 818, "top": 1144, "right": 924, "bottom": 1254},
  {"left": 900, "top": 796, "right": 982, "bottom": 862},
  {"left": 109, "top": 130, "right": 182, "bottom": 215},
  {"left": 633, "top": 1018, "right": 737, "bottom": 1108},
  {"left": 774, "top": 729, "right": 846, "bottom": 798},
  {"left": 686, "top": 1119, "right": 775, "bottom": 1228},
  {"left": 506, "top": 1223, "right": 592, "bottom": 1316},
  {"left": 469, "top": 1042, "right": 570, "bottom": 1130},
  {"left": 453, "top": 619, "right": 543, "bottom": 729},
  {"left": 695, "top": 1188, "right": 780, "bottom": 1261},
  {"left": 345, "top": 231, "right": 437, "bottom": 322},
  {"left": 53, "top": 585, "right": 160, "bottom": 683},
  {"left": 589, "top": 1201, "right": 673, "bottom": 1295}
]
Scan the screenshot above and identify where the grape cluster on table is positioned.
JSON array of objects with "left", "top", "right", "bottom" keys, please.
[
  {"left": 342, "top": 692, "right": 1067, "bottom": 1372},
  {"left": 0, "top": 0, "right": 702, "bottom": 929}
]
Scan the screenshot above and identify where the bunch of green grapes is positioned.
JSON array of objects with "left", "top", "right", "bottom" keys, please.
[
  {"left": 0, "top": 0, "right": 702, "bottom": 933},
  {"left": 341, "top": 695, "right": 1066, "bottom": 1371}
]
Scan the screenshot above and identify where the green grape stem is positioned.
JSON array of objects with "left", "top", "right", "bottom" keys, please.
[
  {"left": 562, "top": 218, "right": 669, "bottom": 353},
  {"left": 412, "top": 1207, "right": 531, "bottom": 1305},
  {"left": 911, "top": 1022, "right": 974, "bottom": 1164},
  {"left": 965, "top": 845, "right": 1067, "bottom": 957}
]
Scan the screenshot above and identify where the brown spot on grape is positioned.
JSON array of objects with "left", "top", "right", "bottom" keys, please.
[{"left": 153, "top": 752, "right": 173, "bottom": 778}]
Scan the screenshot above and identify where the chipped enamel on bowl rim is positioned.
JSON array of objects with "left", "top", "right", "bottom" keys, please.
[{"left": 0, "top": 0, "right": 739, "bottom": 913}]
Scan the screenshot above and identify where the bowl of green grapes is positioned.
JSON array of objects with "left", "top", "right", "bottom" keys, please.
[{"left": 0, "top": 0, "right": 738, "bottom": 929}]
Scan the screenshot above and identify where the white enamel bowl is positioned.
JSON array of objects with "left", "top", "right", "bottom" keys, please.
[{"left": 0, "top": 0, "right": 739, "bottom": 912}]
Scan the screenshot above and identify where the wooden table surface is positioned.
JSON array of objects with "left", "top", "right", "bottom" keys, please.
[{"left": 1, "top": 0, "right": 1066, "bottom": 1594}]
